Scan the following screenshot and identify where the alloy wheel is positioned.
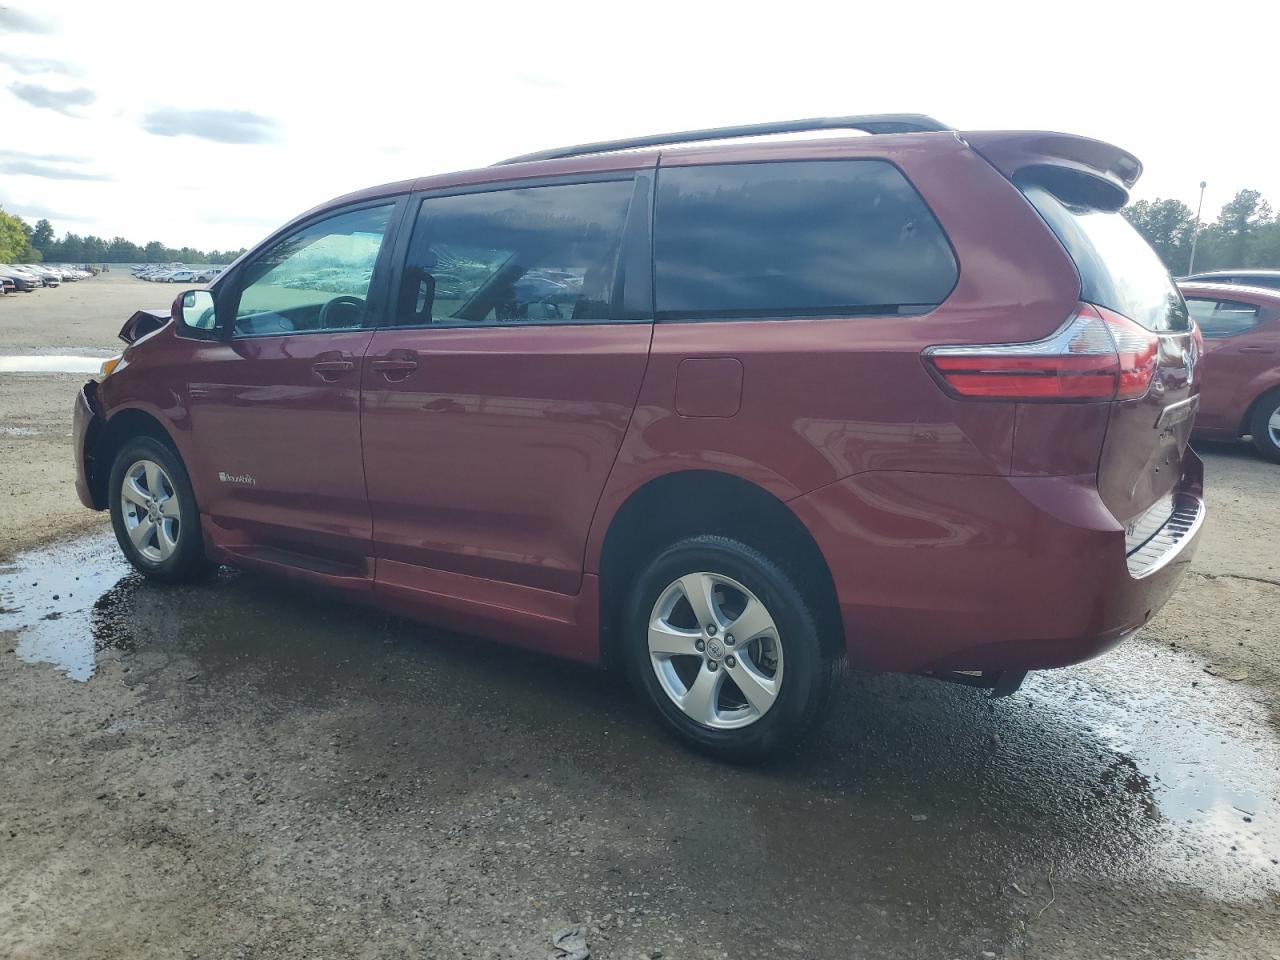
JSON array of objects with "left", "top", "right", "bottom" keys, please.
[
  {"left": 120, "top": 459, "right": 181, "bottom": 562},
  {"left": 647, "top": 572, "right": 784, "bottom": 729}
]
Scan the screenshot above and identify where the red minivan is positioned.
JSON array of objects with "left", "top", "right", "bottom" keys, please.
[{"left": 74, "top": 115, "right": 1204, "bottom": 759}]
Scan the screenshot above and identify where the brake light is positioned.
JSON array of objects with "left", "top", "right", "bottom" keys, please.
[{"left": 924, "top": 303, "right": 1158, "bottom": 402}]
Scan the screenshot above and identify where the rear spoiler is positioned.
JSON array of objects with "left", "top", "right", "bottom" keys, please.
[
  {"left": 961, "top": 131, "right": 1142, "bottom": 212},
  {"left": 119, "top": 308, "right": 171, "bottom": 345}
]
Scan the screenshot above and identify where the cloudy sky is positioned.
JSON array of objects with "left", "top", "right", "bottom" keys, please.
[{"left": 2, "top": 0, "right": 1277, "bottom": 252}]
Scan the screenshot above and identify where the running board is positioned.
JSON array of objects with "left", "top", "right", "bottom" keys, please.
[{"left": 929, "top": 669, "right": 1028, "bottom": 698}]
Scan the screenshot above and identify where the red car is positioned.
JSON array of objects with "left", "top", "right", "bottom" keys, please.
[
  {"left": 1179, "top": 282, "right": 1280, "bottom": 462},
  {"left": 73, "top": 115, "right": 1204, "bottom": 759}
]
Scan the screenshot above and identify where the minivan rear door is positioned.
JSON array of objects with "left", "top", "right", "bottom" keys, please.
[
  {"left": 360, "top": 172, "right": 654, "bottom": 599},
  {"left": 1019, "top": 182, "right": 1200, "bottom": 536}
]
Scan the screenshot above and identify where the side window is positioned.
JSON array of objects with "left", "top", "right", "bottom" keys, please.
[
  {"left": 394, "top": 179, "right": 633, "bottom": 326},
  {"left": 233, "top": 204, "right": 395, "bottom": 338},
  {"left": 654, "top": 159, "right": 957, "bottom": 320},
  {"left": 1186, "top": 298, "right": 1262, "bottom": 339}
]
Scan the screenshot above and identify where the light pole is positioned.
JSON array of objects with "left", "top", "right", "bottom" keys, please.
[{"left": 1188, "top": 180, "right": 1207, "bottom": 275}]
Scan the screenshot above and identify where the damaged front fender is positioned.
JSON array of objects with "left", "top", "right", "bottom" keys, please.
[{"left": 73, "top": 380, "right": 107, "bottom": 510}]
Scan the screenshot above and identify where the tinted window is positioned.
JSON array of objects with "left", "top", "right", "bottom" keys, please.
[
  {"left": 395, "top": 179, "right": 634, "bottom": 326},
  {"left": 1185, "top": 298, "right": 1261, "bottom": 339},
  {"left": 1023, "top": 185, "right": 1189, "bottom": 332},
  {"left": 653, "top": 160, "right": 957, "bottom": 319},
  {"left": 234, "top": 204, "right": 394, "bottom": 337}
]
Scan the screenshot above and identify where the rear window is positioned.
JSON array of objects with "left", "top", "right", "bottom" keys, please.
[
  {"left": 1022, "top": 183, "right": 1190, "bottom": 332},
  {"left": 1185, "top": 297, "right": 1262, "bottom": 339},
  {"left": 654, "top": 160, "right": 957, "bottom": 320}
]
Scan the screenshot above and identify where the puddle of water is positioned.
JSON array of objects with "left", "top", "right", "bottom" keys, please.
[
  {"left": 0, "top": 355, "right": 104, "bottom": 374},
  {"left": 1046, "top": 648, "right": 1280, "bottom": 888},
  {"left": 0, "top": 535, "right": 135, "bottom": 680}
]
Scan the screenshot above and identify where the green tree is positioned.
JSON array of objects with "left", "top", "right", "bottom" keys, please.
[
  {"left": 106, "top": 237, "right": 143, "bottom": 262},
  {"left": 1214, "top": 189, "right": 1274, "bottom": 266},
  {"left": 0, "top": 209, "right": 40, "bottom": 262},
  {"left": 31, "top": 218, "right": 55, "bottom": 257},
  {"left": 1248, "top": 221, "right": 1280, "bottom": 268}
]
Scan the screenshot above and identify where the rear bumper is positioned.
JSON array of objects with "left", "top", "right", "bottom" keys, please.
[
  {"left": 789, "top": 452, "right": 1204, "bottom": 674},
  {"left": 73, "top": 381, "right": 106, "bottom": 510}
]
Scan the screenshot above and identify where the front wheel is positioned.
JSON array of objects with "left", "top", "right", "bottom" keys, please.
[
  {"left": 623, "top": 535, "right": 837, "bottom": 761},
  {"left": 1249, "top": 389, "right": 1280, "bottom": 464},
  {"left": 108, "top": 436, "right": 212, "bottom": 583}
]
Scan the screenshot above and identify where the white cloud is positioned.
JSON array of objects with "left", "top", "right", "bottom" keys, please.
[{"left": 0, "top": 0, "right": 1277, "bottom": 252}]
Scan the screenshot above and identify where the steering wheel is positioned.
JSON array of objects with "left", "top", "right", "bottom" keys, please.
[{"left": 318, "top": 295, "right": 365, "bottom": 329}]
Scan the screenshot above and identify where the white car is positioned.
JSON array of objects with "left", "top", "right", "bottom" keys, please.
[{"left": 166, "top": 270, "right": 197, "bottom": 284}]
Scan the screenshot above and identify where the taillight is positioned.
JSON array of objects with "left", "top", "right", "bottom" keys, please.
[{"left": 924, "top": 303, "right": 1158, "bottom": 402}]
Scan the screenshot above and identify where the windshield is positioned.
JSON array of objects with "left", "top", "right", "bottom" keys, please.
[{"left": 1022, "top": 184, "right": 1190, "bottom": 332}]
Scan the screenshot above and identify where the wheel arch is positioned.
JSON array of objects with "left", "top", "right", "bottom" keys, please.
[
  {"left": 596, "top": 469, "right": 845, "bottom": 669},
  {"left": 1240, "top": 381, "right": 1280, "bottom": 438},
  {"left": 90, "top": 406, "right": 183, "bottom": 508}
]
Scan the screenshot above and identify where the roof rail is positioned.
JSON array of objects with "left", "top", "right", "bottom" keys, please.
[{"left": 495, "top": 114, "right": 953, "bottom": 165}]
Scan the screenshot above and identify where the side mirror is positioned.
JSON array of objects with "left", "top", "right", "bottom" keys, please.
[{"left": 173, "top": 289, "right": 218, "bottom": 337}]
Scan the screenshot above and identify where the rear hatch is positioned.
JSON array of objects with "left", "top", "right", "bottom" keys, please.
[
  {"left": 962, "top": 132, "right": 1201, "bottom": 539},
  {"left": 1018, "top": 182, "right": 1198, "bottom": 539}
]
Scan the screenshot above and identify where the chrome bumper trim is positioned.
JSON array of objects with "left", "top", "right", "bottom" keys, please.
[{"left": 1126, "top": 494, "right": 1204, "bottom": 579}]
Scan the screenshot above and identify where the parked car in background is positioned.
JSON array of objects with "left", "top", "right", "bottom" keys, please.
[
  {"left": 30, "top": 266, "right": 60, "bottom": 287},
  {"left": 1179, "top": 281, "right": 1280, "bottom": 462},
  {"left": 74, "top": 114, "right": 1205, "bottom": 758},
  {"left": 165, "top": 270, "right": 198, "bottom": 284},
  {"left": 1180, "top": 269, "right": 1280, "bottom": 291},
  {"left": 193, "top": 267, "right": 224, "bottom": 283},
  {"left": 0, "top": 266, "right": 37, "bottom": 292},
  {"left": 0, "top": 276, "right": 14, "bottom": 295}
]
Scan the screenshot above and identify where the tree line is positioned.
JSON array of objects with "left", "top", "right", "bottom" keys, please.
[
  {"left": 1122, "top": 188, "right": 1279, "bottom": 275},
  {"left": 0, "top": 209, "right": 247, "bottom": 265}
]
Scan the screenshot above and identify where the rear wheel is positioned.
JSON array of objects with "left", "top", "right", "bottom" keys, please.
[
  {"left": 623, "top": 535, "right": 837, "bottom": 761},
  {"left": 1249, "top": 389, "right": 1280, "bottom": 464},
  {"left": 108, "top": 436, "right": 212, "bottom": 582}
]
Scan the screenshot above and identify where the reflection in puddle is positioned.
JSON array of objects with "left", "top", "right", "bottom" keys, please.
[
  {"left": 0, "top": 535, "right": 134, "bottom": 680},
  {"left": 1049, "top": 650, "right": 1280, "bottom": 888},
  {"left": 0, "top": 355, "right": 107, "bottom": 374}
]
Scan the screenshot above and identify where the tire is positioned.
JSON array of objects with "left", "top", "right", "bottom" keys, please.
[
  {"left": 622, "top": 534, "right": 837, "bottom": 762},
  {"left": 1249, "top": 389, "right": 1280, "bottom": 464},
  {"left": 108, "top": 436, "right": 212, "bottom": 583}
]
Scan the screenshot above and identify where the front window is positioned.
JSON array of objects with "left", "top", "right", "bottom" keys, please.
[{"left": 234, "top": 204, "right": 395, "bottom": 337}]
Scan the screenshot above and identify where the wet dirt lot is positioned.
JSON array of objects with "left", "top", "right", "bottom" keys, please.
[{"left": 2, "top": 276, "right": 1279, "bottom": 958}]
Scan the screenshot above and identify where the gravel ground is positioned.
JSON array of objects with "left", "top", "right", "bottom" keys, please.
[{"left": 1, "top": 274, "right": 1278, "bottom": 959}]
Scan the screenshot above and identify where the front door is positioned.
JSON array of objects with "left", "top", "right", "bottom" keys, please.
[
  {"left": 360, "top": 176, "right": 653, "bottom": 595},
  {"left": 186, "top": 200, "right": 402, "bottom": 567}
]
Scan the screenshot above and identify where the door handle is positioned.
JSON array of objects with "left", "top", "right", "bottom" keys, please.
[
  {"left": 370, "top": 353, "right": 419, "bottom": 382},
  {"left": 311, "top": 358, "right": 356, "bottom": 382},
  {"left": 1238, "top": 345, "right": 1275, "bottom": 354}
]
